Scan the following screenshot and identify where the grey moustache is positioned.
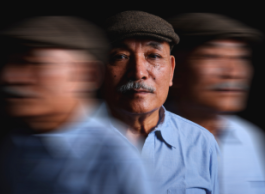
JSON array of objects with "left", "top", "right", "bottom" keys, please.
[
  {"left": 117, "top": 81, "right": 155, "bottom": 93},
  {"left": 208, "top": 82, "right": 249, "bottom": 91}
]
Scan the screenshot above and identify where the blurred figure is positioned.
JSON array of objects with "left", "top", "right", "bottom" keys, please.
[
  {"left": 167, "top": 13, "right": 265, "bottom": 194},
  {"left": 0, "top": 16, "right": 151, "bottom": 194},
  {"left": 101, "top": 10, "right": 219, "bottom": 194}
]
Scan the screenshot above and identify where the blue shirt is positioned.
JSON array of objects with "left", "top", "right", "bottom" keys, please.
[
  {"left": 98, "top": 104, "right": 220, "bottom": 194},
  {"left": 218, "top": 116, "right": 265, "bottom": 194},
  {"left": 0, "top": 105, "right": 152, "bottom": 194}
]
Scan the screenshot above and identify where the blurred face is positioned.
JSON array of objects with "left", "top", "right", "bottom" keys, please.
[
  {"left": 175, "top": 39, "right": 253, "bottom": 113},
  {"left": 0, "top": 48, "right": 92, "bottom": 117},
  {"left": 104, "top": 38, "right": 175, "bottom": 114}
]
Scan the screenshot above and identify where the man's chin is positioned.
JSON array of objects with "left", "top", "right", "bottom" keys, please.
[
  {"left": 117, "top": 105, "right": 161, "bottom": 115},
  {"left": 4, "top": 105, "right": 49, "bottom": 118},
  {"left": 208, "top": 102, "right": 246, "bottom": 114}
]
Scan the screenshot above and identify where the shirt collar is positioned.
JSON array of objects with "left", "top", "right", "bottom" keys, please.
[
  {"left": 216, "top": 115, "right": 241, "bottom": 144},
  {"left": 98, "top": 103, "right": 178, "bottom": 148},
  {"left": 154, "top": 106, "right": 177, "bottom": 148}
]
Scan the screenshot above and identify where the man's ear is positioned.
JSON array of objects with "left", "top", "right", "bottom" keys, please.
[{"left": 169, "top": 55, "right": 176, "bottom": 87}]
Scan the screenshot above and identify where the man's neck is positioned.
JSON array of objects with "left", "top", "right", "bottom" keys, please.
[
  {"left": 109, "top": 106, "right": 161, "bottom": 149},
  {"left": 15, "top": 99, "right": 98, "bottom": 133},
  {"left": 110, "top": 106, "right": 161, "bottom": 136},
  {"left": 175, "top": 102, "right": 222, "bottom": 137}
]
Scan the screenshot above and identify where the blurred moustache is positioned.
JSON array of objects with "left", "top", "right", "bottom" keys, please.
[
  {"left": 117, "top": 81, "right": 156, "bottom": 94},
  {"left": 0, "top": 86, "right": 40, "bottom": 98},
  {"left": 208, "top": 82, "right": 249, "bottom": 91}
]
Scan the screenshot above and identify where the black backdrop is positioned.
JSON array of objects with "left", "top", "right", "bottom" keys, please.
[{"left": 0, "top": 1, "right": 265, "bottom": 135}]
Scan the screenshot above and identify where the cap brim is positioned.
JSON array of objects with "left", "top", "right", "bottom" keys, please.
[{"left": 111, "top": 32, "right": 174, "bottom": 44}]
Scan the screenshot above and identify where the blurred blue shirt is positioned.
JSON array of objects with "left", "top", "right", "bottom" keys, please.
[
  {"left": 98, "top": 104, "right": 220, "bottom": 194},
  {"left": 218, "top": 115, "right": 265, "bottom": 194},
  {"left": 0, "top": 105, "right": 152, "bottom": 194}
]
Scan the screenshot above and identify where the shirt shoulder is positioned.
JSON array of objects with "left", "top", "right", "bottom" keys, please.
[
  {"left": 225, "top": 115, "right": 262, "bottom": 131},
  {"left": 223, "top": 115, "right": 264, "bottom": 146},
  {"left": 164, "top": 110, "right": 219, "bottom": 153},
  {"left": 222, "top": 115, "right": 265, "bottom": 169}
]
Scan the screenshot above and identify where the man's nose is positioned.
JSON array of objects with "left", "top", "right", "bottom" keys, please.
[
  {"left": 0, "top": 65, "right": 35, "bottom": 84},
  {"left": 128, "top": 54, "right": 149, "bottom": 80}
]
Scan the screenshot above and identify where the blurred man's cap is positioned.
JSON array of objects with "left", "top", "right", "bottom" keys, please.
[
  {"left": 0, "top": 16, "right": 110, "bottom": 63},
  {"left": 105, "top": 10, "right": 180, "bottom": 47},
  {"left": 168, "top": 13, "right": 263, "bottom": 48}
]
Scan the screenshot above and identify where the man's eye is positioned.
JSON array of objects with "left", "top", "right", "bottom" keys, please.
[
  {"left": 199, "top": 54, "right": 219, "bottom": 59},
  {"left": 148, "top": 54, "right": 161, "bottom": 59},
  {"left": 111, "top": 54, "right": 129, "bottom": 61}
]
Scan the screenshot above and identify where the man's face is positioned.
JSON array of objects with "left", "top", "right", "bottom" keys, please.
[
  {"left": 175, "top": 39, "right": 253, "bottom": 113},
  {"left": 104, "top": 38, "right": 175, "bottom": 114},
  {"left": 0, "top": 48, "right": 89, "bottom": 117}
]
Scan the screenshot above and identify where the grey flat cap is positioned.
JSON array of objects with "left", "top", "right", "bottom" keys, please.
[
  {"left": 168, "top": 13, "right": 262, "bottom": 48},
  {"left": 0, "top": 16, "right": 110, "bottom": 63},
  {"left": 105, "top": 10, "right": 179, "bottom": 46}
]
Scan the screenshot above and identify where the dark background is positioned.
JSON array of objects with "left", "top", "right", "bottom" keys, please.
[{"left": 0, "top": 1, "right": 264, "bottom": 134}]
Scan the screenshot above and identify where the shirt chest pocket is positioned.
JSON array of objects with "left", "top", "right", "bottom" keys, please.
[
  {"left": 167, "top": 188, "right": 207, "bottom": 194},
  {"left": 186, "top": 188, "right": 207, "bottom": 194},
  {"left": 167, "top": 187, "right": 185, "bottom": 194}
]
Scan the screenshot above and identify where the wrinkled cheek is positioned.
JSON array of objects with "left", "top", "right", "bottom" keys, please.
[
  {"left": 38, "top": 68, "right": 75, "bottom": 96},
  {"left": 157, "top": 85, "right": 169, "bottom": 98},
  {"left": 203, "top": 66, "right": 222, "bottom": 75},
  {"left": 105, "top": 67, "right": 120, "bottom": 84}
]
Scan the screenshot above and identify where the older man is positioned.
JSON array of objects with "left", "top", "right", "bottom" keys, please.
[
  {"left": 0, "top": 16, "right": 151, "bottom": 194},
  {"left": 167, "top": 13, "right": 265, "bottom": 194},
  {"left": 100, "top": 10, "right": 220, "bottom": 194}
]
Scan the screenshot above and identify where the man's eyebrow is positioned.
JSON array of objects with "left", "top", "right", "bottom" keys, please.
[{"left": 146, "top": 41, "right": 162, "bottom": 50}]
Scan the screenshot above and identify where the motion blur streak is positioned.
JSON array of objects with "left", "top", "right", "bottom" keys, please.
[
  {"left": 0, "top": 16, "right": 152, "bottom": 194},
  {"left": 167, "top": 13, "right": 265, "bottom": 194}
]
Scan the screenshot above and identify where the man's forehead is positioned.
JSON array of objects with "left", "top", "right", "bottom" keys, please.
[
  {"left": 5, "top": 48, "right": 79, "bottom": 65},
  {"left": 203, "top": 39, "right": 248, "bottom": 48},
  {"left": 11, "top": 48, "right": 75, "bottom": 58}
]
